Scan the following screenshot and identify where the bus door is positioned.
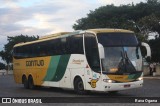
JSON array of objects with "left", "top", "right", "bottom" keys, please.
[{"left": 84, "top": 33, "right": 101, "bottom": 90}]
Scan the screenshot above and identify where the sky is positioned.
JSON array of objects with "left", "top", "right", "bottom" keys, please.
[{"left": 0, "top": 0, "right": 146, "bottom": 62}]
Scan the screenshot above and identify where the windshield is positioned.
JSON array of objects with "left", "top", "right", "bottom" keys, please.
[
  {"left": 97, "top": 33, "right": 142, "bottom": 74},
  {"left": 101, "top": 47, "right": 142, "bottom": 74}
]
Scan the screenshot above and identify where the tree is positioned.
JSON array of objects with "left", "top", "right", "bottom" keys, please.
[
  {"left": 0, "top": 35, "right": 39, "bottom": 72},
  {"left": 0, "top": 62, "right": 5, "bottom": 70},
  {"left": 138, "top": 14, "right": 160, "bottom": 36},
  {"left": 148, "top": 37, "right": 160, "bottom": 62},
  {"left": 73, "top": 0, "right": 160, "bottom": 41}
]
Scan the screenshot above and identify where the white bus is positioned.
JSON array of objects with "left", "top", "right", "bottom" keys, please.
[{"left": 13, "top": 28, "right": 151, "bottom": 94}]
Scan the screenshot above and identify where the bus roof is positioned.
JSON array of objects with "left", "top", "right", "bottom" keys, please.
[
  {"left": 87, "top": 28, "right": 133, "bottom": 34},
  {"left": 14, "top": 28, "right": 134, "bottom": 47},
  {"left": 39, "top": 32, "right": 71, "bottom": 40}
]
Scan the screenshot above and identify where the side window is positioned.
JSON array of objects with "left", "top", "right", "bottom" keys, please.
[
  {"left": 65, "top": 37, "right": 71, "bottom": 54},
  {"left": 69, "top": 34, "right": 84, "bottom": 54},
  {"left": 13, "top": 47, "right": 20, "bottom": 59},
  {"left": 13, "top": 35, "right": 84, "bottom": 59},
  {"left": 13, "top": 45, "right": 30, "bottom": 59},
  {"left": 39, "top": 42, "right": 47, "bottom": 57},
  {"left": 61, "top": 37, "right": 67, "bottom": 54},
  {"left": 24, "top": 45, "right": 29, "bottom": 58},
  {"left": 56, "top": 39, "right": 62, "bottom": 55},
  {"left": 47, "top": 38, "right": 62, "bottom": 55},
  {"left": 47, "top": 40, "right": 54, "bottom": 56},
  {"left": 85, "top": 33, "right": 100, "bottom": 72},
  {"left": 32, "top": 43, "right": 38, "bottom": 57}
]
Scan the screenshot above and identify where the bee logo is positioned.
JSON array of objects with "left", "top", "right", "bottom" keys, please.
[{"left": 88, "top": 79, "right": 98, "bottom": 88}]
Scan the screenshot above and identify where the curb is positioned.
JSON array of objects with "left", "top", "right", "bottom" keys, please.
[{"left": 143, "top": 76, "right": 160, "bottom": 79}]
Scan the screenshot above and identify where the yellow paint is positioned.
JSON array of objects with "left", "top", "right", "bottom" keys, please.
[
  {"left": 107, "top": 75, "right": 133, "bottom": 82},
  {"left": 88, "top": 28, "right": 133, "bottom": 34},
  {"left": 13, "top": 56, "right": 51, "bottom": 85}
]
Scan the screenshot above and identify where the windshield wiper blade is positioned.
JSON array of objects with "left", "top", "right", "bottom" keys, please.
[
  {"left": 124, "top": 51, "right": 137, "bottom": 72},
  {"left": 117, "top": 51, "right": 126, "bottom": 74},
  {"left": 117, "top": 50, "right": 136, "bottom": 74}
]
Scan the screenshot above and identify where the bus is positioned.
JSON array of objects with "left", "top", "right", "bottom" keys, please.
[{"left": 13, "top": 28, "right": 151, "bottom": 94}]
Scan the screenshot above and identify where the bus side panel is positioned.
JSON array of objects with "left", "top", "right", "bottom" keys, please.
[
  {"left": 59, "top": 69, "right": 71, "bottom": 88},
  {"left": 13, "top": 58, "right": 27, "bottom": 84},
  {"left": 26, "top": 56, "right": 51, "bottom": 86},
  {"left": 13, "top": 56, "right": 51, "bottom": 85},
  {"left": 42, "top": 55, "right": 71, "bottom": 87},
  {"left": 67, "top": 54, "right": 103, "bottom": 91},
  {"left": 42, "top": 54, "right": 87, "bottom": 89},
  {"left": 66, "top": 54, "right": 93, "bottom": 90}
]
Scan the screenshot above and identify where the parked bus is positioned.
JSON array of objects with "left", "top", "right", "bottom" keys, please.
[{"left": 13, "top": 28, "right": 151, "bottom": 94}]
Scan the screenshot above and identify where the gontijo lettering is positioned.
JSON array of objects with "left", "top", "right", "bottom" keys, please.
[{"left": 26, "top": 60, "right": 44, "bottom": 66}]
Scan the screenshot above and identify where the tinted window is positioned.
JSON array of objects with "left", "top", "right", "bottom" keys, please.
[
  {"left": 85, "top": 33, "right": 100, "bottom": 72},
  {"left": 69, "top": 34, "right": 84, "bottom": 54},
  {"left": 13, "top": 34, "right": 84, "bottom": 59},
  {"left": 97, "top": 33, "right": 138, "bottom": 47}
]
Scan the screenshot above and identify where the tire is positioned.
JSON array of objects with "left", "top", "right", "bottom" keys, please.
[
  {"left": 28, "top": 76, "right": 35, "bottom": 89},
  {"left": 22, "top": 76, "right": 29, "bottom": 89},
  {"left": 74, "top": 78, "right": 86, "bottom": 95}
]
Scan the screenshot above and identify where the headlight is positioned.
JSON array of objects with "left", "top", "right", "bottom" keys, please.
[
  {"left": 109, "top": 68, "right": 118, "bottom": 73},
  {"left": 103, "top": 79, "right": 115, "bottom": 83},
  {"left": 138, "top": 77, "right": 143, "bottom": 81}
]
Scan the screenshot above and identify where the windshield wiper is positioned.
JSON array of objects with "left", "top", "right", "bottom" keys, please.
[
  {"left": 124, "top": 51, "right": 137, "bottom": 72},
  {"left": 117, "top": 50, "right": 136, "bottom": 74}
]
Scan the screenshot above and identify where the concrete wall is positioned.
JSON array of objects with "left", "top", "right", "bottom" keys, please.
[
  {"left": 0, "top": 70, "right": 7, "bottom": 75},
  {"left": 143, "top": 65, "right": 160, "bottom": 76},
  {"left": 143, "top": 65, "right": 150, "bottom": 76},
  {"left": 0, "top": 70, "right": 13, "bottom": 75},
  {"left": 156, "top": 65, "right": 160, "bottom": 75}
]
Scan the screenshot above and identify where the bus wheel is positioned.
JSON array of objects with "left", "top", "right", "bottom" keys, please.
[
  {"left": 28, "top": 76, "right": 35, "bottom": 89},
  {"left": 22, "top": 75, "right": 29, "bottom": 89},
  {"left": 74, "top": 77, "right": 86, "bottom": 95}
]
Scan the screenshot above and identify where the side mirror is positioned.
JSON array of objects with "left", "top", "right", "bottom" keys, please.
[
  {"left": 141, "top": 42, "right": 151, "bottom": 62},
  {"left": 98, "top": 43, "right": 105, "bottom": 59},
  {"left": 141, "top": 42, "right": 151, "bottom": 58}
]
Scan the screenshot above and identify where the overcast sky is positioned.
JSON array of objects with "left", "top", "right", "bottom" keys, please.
[{"left": 0, "top": 0, "right": 146, "bottom": 53}]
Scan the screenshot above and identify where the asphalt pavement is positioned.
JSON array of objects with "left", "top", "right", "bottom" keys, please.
[{"left": 0, "top": 75, "right": 160, "bottom": 106}]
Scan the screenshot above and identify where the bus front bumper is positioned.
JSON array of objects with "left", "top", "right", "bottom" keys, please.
[{"left": 102, "top": 80, "right": 143, "bottom": 91}]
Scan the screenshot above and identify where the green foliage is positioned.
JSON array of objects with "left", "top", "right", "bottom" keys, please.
[
  {"left": 0, "top": 35, "right": 39, "bottom": 64},
  {"left": 0, "top": 51, "right": 10, "bottom": 65},
  {"left": 0, "top": 62, "right": 5, "bottom": 70},
  {"left": 138, "top": 14, "right": 160, "bottom": 35},
  {"left": 73, "top": 0, "right": 160, "bottom": 42},
  {"left": 73, "top": 4, "right": 135, "bottom": 30},
  {"left": 148, "top": 37, "right": 160, "bottom": 62}
]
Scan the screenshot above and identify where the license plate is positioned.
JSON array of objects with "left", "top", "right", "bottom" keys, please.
[{"left": 124, "top": 84, "right": 130, "bottom": 88}]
